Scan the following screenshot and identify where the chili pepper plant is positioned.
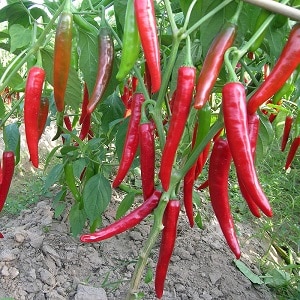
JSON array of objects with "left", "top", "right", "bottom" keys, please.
[{"left": 1, "top": 0, "right": 300, "bottom": 298}]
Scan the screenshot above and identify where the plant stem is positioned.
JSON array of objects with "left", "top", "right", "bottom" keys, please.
[
  {"left": 182, "top": 0, "right": 234, "bottom": 39},
  {"left": 0, "top": 0, "right": 66, "bottom": 91},
  {"left": 125, "top": 192, "right": 169, "bottom": 300},
  {"left": 163, "top": 0, "right": 178, "bottom": 35},
  {"left": 232, "top": 0, "right": 289, "bottom": 62},
  {"left": 177, "top": 117, "right": 224, "bottom": 180},
  {"left": 242, "top": 0, "right": 300, "bottom": 21},
  {"left": 182, "top": 0, "right": 198, "bottom": 31},
  {"left": 0, "top": 97, "right": 23, "bottom": 128}
]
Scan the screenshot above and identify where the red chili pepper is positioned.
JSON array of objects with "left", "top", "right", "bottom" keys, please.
[
  {"left": 53, "top": 10, "right": 73, "bottom": 112},
  {"left": 80, "top": 190, "right": 162, "bottom": 243},
  {"left": 222, "top": 82, "right": 272, "bottom": 217},
  {"left": 38, "top": 97, "right": 49, "bottom": 140},
  {"left": 112, "top": 93, "right": 145, "bottom": 188},
  {"left": 87, "top": 24, "right": 114, "bottom": 114},
  {"left": 183, "top": 167, "right": 196, "bottom": 228},
  {"left": 0, "top": 232, "right": 3, "bottom": 238},
  {"left": 281, "top": 115, "right": 293, "bottom": 152},
  {"left": 194, "top": 22, "right": 237, "bottom": 109},
  {"left": 285, "top": 136, "right": 300, "bottom": 170},
  {"left": 139, "top": 122, "right": 155, "bottom": 201},
  {"left": 155, "top": 199, "right": 180, "bottom": 299},
  {"left": 78, "top": 113, "right": 91, "bottom": 141},
  {"left": 183, "top": 124, "right": 198, "bottom": 228},
  {"left": 134, "top": 0, "right": 161, "bottom": 93},
  {"left": 208, "top": 137, "right": 241, "bottom": 259},
  {"left": 194, "top": 143, "right": 211, "bottom": 180},
  {"left": 197, "top": 179, "right": 209, "bottom": 190},
  {"left": 79, "top": 82, "right": 89, "bottom": 125},
  {"left": 0, "top": 151, "right": 15, "bottom": 212},
  {"left": 247, "top": 23, "right": 300, "bottom": 115},
  {"left": 159, "top": 66, "right": 196, "bottom": 191},
  {"left": 63, "top": 115, "right": 73, "bottom": 131},
  {"left": 236, "top": 113, "right": 261, "bottom": 218},
  {"left": 24, "top": 66, "right": 45, "bottom": 168}
]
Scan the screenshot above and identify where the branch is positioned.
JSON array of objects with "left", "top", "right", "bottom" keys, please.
[{"left": 242, "top": 0, "right": 300, "bottom": 21}]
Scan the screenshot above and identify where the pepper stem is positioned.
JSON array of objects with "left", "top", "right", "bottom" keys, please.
[
  {"left": 184, "top": 35, "right": 193, "bottom": 67},
  {"left": 125, "top": 192, "right": 170, "bottom": 300}
]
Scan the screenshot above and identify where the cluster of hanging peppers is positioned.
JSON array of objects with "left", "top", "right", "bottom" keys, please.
[{"left": 4, "top": 0, "right": 300, "bottom": 298}]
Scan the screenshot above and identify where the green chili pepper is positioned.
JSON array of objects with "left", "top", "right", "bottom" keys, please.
[{"left": 116, "top": 0, "right": 140, "bottom": 81}]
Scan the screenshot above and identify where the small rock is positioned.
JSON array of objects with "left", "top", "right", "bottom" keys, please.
[
  {"left": 74, "top": 283, "right": 107, "bottom": 300},
  {"left": 209, "top": 272, "right": 222, "bottom": 284},
  {"left": 9, "top": 266, "right": 19, "bottom": 279},
  {"left": 15, "top": 232, "right": 26, "bottom": 243},
  {"left": 29, "top": 233, "right": 44, "bottom": 249},
  {"left": 175, "top": 283, "right": 186, "bottom": 293},
  {"left": 1, "top": 265, "right": 10, "bottom": 276},
  {"left": 0, "top": 249, "right": 18, "bottom": 261},
  {"left": 39, "top": 268, "right": 56, "bottom": 286},
  {"left": 129, "top": 230, "right": 143, "bottom": 241},
  {"left": 42, "top": 243, "right": 60, "bottom": 258}
]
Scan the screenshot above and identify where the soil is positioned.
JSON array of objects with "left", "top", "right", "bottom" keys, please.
[
  {"left": 0, "top": 124, "right": 276, "bottom": 300},
  {"left": 0, "top": 191, "right": 276, "bottom": 300}
]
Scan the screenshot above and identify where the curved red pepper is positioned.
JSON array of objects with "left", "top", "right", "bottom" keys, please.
[
  {"left": 222, "top": 82, "right": 272, "bottom": 217},
  {"left": 281, "top": 116, "right": 293, "bottom": 152},
  {"left": 183, "top": 124, "right": 198, "bottom": 228},
  {"left": 247, "top": 23, "right": 300, "bottom": 115},
  {"left": 134, "top": 0, "right": 161, "bottom": 93},
  {"left": 80, "top": 190, "right": 162, "bottom": 243},
  {"left": 112, "top": 93, "right": 145, "bottom": 188},
  {"left": 38, "top": 97, "right": 49, "bottom": 140},
  {"left": 285, "top": 136, "right": 300, "bottom": 170},
  {"left": 79, "top": 82, "right": 89, "bottom": 125},
  {"left": 208, "top": 138, "right": 241, "bottom": 259},
  {"left": 87, "top": 25, "right": 114, "bottom": 114},
  {"left": 159, "top": 66, "right": 196, "bottom": 191},
  {"left": 155, "top": 199, "right": 180, "bottom": 299},
  {"left": 194, "top": 22, "right": 237, "bottom": 109},
  {"left": 24, "top": 66, "right": 45, "bottom": 168},
  {"left": 139, "top": 122, "right": 155, "bottom": 201},
  {"left": 53, "top": 11, "right": 73, "bottom": 112},
  {"left": 237, "top": 113, "right": 261, "bottom": 218},
  {"left": 0, "top": 151, "right": 15, "bottom": 212}
]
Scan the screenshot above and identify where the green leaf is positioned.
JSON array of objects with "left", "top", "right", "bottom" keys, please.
[
  {"left": 114, "top": 0, "right": 128, "bottom": 37},
  {"left": 116, "top": 192, "right": 135, "bottom": 220},
  {"left": 0, "top": 96, "right": 6, "bottom": 119},
  {"left": 144, "top": 266, "right": 153, "bottom": 284},
  {"left": 54, "top": 202, "right": 66, "bottom": 219},
  {"left": 44, "top": 164, "right": 64, "bottom": 190},
  {"left": 194, "top": 211, "right": 204, "bottom": 229},
  {"left": 234, "top": 260, "right": 264, "bottom": 284},
  {"left": 115, "top": 117, "right": 129, "bottom": 161},
  {"left": 77, "top": 27, "right": 98, "bottom": 95},
  {"left": 256, "top": 113, "right": 275, "bottom": 160},
  {"left": 263, "top": 268, "right": 291, "bottom": 287},
  {"left": 9, "top": 24, "right": 31, "bottom": 53},
  {"left": 3, "top": 122, "right": 20, "bottom": 163},
  {"left": 83, "top": 173, "right": 111, "bottom": 224},
  {"left": 199, "top": 1, "right": 238, "bottom": 55},
  {"left": 69, "top": 202, "right": 87, "bottom": 236},
  {"left": 0, "top": 63, "right": 24, "bottom": 91},
  {"left": 100, "top": 92, "right": 125, "bottom": 134}
]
